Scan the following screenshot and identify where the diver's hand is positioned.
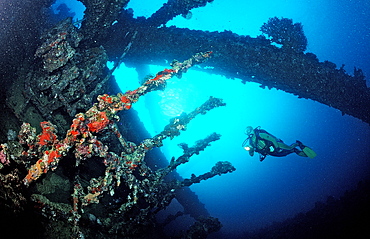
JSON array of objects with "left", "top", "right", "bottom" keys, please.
[{"left": 259, "top": 154, "right": 266, "bottom": 162}]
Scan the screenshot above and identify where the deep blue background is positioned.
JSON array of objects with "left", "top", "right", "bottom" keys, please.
[{"left": 55, "top": 0, "right": 370, "bottom": 236}]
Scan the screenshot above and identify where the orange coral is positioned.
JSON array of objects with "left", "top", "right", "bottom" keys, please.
[
  {"left": 46, "top": 150, "right": 61, "bottom": 164},
  {"left": 87, "top": 111, "right": 110, "bottom": 133},
  {"left": 120, "top": 95, "right": 132, "bottom": 110},
  {"left": 38, "top": 121, "right": 58, "bottom": 146},
  {"left": 24, "top": 159, "right": 45, "bottom": 185},
  {"left": 23, "top": 149, "right": 62, "bottom": 185},
  {"left": 100, "top": 94, "right": 113, "bottom": 103}
]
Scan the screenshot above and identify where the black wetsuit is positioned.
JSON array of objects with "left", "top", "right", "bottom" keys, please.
[{"left": 252, "top": 128, "right": 298, "bottom": 161}]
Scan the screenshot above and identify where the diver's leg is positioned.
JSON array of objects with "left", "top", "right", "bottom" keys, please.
[
  {"left": 276, "top": 141, "right": 308, "bottom": 157},
  {"left": 277, "top": 141, "right": 298, "bottom": 150},
  {"left": 270, "top": 149, "right": 294, "bottom": 157},
  {"left": 294, "top": 148, "right": 308, "bottom": 157}
]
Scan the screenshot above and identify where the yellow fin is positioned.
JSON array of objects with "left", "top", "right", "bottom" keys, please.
[{"left": 303, "top": 146, "right": 317, "bottom": 159}]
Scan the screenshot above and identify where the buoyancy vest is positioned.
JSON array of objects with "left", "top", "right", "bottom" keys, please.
[{"left": 252, "top": 127, "right": 276, "bottom": 156}]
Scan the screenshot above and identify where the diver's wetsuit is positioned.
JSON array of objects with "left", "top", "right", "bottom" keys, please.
[{"left": 249, "top": 127, "right": 301, "bottom": 161}]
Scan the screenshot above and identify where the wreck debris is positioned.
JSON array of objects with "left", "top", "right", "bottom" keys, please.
[
  {"left": 20, "top": 51, "right": 213, "bottom": 186},
  {"left": 181, "top": 161, "right": 236, "bottom": 187},
  {"left": 35, "top": 17, "right": 82, "bottom": 73},
  {"left": 146, "top": 0, "right": 215, "bottom": 27},
  {"left": 0, "top": 169, "right": 27, "bottom": 212},
  {"left": 20, "top": 18, "right": 108, "bottom": 127},
  {"left": 185, "top": 216, "right": 222, "bottom": 239},
  {"left": 1, "top": 52, "right": 232, "bottom": 238},
  {"left": 79, "top": 0, "right": 130, "bottom": 46},
  {"left": 105, "top": 11, "right": 370, "bottom": 124},
  {"left": 161, "top": 132, "right": 222, "bottom": 174}
]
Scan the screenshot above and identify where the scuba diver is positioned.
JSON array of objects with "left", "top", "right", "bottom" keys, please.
[{"left": 242, "top": 126, "right": 317, "bottom": 161}]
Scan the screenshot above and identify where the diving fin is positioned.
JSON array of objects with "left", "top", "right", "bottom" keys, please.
[{"left": 302, "top": 146, "right": 317, "bottom": 159}]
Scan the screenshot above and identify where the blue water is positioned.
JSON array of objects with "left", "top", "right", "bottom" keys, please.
[{"left": 56, "top": 0, "right": 370, "bottom": 237}]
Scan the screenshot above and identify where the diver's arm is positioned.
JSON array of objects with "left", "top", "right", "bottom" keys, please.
[
  {"left": 259, "top": 133, "right": 279, "bottom": 149},
  {"left": 249, "top": 148, "right": 254, "bottom": 156}
]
